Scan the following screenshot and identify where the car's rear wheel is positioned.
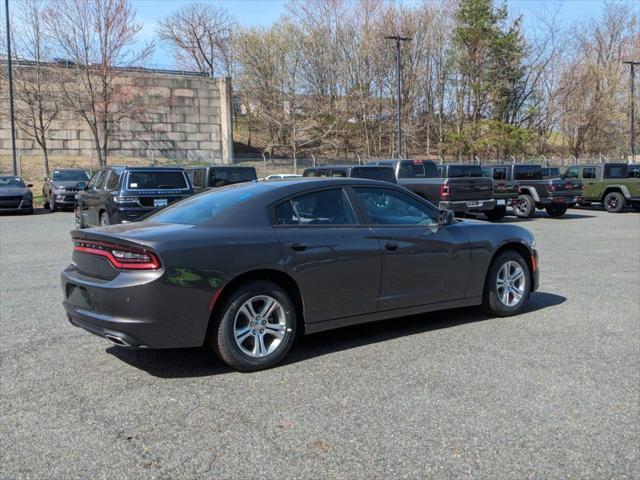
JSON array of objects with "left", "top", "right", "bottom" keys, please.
[
  {"left": 99, "top": 211, "right": 109, "bottom": 226},
  {"left": 208, "top": 281, "right": 297, "bottom": 371},
  {"left": 545, "top": 204, "right": 567, "bottom": 218},
  {"left": 483, "top": 250, "right": 531, "bottom": 317},
  {"left": 603, "top": 192, "right": 625, "bottom": 213},
  {"left": 514, "top": 195, "right": 535, "bottom": 218}
]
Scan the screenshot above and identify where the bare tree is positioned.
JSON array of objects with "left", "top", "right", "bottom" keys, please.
[
  {"left": 11, "top": 0, "right": 62, "bottom": 177},
  {"left": 157, "top": 2, "right": 235, "bottom": 77},
  {"left": 46, "top": 0, "right": 153, "bottom": 166}
]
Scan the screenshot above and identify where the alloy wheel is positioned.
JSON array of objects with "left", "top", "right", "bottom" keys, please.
[
  {"left": 233, "top": 295, "right": 287, "bottom": 358},
  {"left": 496, "top": 260, "right": 526, "bottom": 307}
]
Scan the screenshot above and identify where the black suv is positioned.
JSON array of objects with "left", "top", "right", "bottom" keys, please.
[
  {"left": 43, "top": 169, "right": 90, "bottom": 212},
  {"left": 75, "top": 166, "right": 193, "bottom": 228}
]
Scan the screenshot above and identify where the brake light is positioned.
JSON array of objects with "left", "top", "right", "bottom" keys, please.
[
  {"left": 439, "top": 183, "right": 450, "bottom": 199},
  {"left": 73, "top": 239, "right": 160, "bottom": 270}
]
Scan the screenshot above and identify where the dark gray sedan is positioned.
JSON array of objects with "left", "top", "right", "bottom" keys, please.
[
  {"left": 0, "top": 176, "right": 33, "bottom": 214},
  {"left": 61, "top": 178, "right": 539, "bottom": 371}
]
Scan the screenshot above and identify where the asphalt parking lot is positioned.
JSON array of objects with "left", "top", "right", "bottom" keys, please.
[{"left": 1, "top": 208, "right": 639, "bottom": 479}]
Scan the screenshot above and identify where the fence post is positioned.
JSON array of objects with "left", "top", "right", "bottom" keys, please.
[
  {"left": 89, "top": 152, "right": 93, "bottom": 175},
  {"left": 311, "top": 154, "right": 316, "bottom": 167},
  {"left": 474, "top": 155, "right": 480, "bottom": 165},
  {"left": 541, "top": 155, "right": 547, "bottom": 167},
  {"left": 261, "top": 152, "right": 267, "bottom": 178}
]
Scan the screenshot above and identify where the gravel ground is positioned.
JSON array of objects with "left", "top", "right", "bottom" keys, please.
[{"left": 1, "top": 207, "right": 639, "bottom": 479}]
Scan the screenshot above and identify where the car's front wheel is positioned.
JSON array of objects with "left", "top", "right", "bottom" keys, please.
[
  {"left": 208, "top": 281, "right": 297, "bottom": 371},
  {"left": 483, "top": 250, "right": 531, "bottom": 317}
]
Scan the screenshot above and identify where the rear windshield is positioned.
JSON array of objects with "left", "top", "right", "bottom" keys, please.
[
  {"left": 210, "top": 168, "right": 257, "bottom": 187},
  {"left": 398, "top": 161, "right": 438, "bottom": 178},
  {"left": 52, "top": 170, "right": 89, "bottom": 181},
  {"left": 126, "top": 171, "right": 188, "bottom": 190},
  {"left": 446, "top": 165, "right": 483, "bottom": 178},
  {"left": 514, "top": 165, "right": 543, "bottom": 180},
  {"left": 350, "top": 167, "right": 396, "bottom": 183},
  {"left": 148, "top": 185, "right": 259, "bottom": 225},
  {"left": 303, "top": 169, "right": 331, "bottom": 177}
]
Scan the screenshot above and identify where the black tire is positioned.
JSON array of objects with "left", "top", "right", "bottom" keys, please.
[
  {"left": 633, "top": 204, "right": 640, "bottom": 212},
  {"left": 485, "top": 206, "right": 506, "bottom": 222},
  {"left": 207, "top": 280, "right": 297, "bottom": 371},
  {"left": 545, "top": 204, "right": 568, "bottom": 218},
  {"left": 483, "top": 250, "right": 531, "bottom": 317},
  {"left": 603, "top": 192, "right": 625, "bottom": 213},
  {"left": 99, "top": 211, "right": 109, "bottom": 226},
  {"left": 74, "top": 207, "right": 84, "bottom": 229},
  {"left": 514, "top": 194, "right": 535, "bottom": 218}
]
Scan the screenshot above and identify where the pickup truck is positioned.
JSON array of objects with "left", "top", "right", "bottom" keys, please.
[
  {"left": 563, "top": 163, "right": 640, "bottom": 213},
  {"left": 481, "top": 165, "right": 519, "bottom": 221},
  {"left": 493, "top": 164, "right": 583, "bottom": 218},
  {"left": 371, "top": 160, "right": 495, "bottom": 215}
]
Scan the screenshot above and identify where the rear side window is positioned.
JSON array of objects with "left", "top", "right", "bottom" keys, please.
[
  {"left": 331, "top": 170, "right": 347, "bottom": 177},
  {"left": 127, "top": 171, "right": 188, "bottom": 190},
  {"left": 603, "top": 164, "right": 627, "bottom": 179},
  {"left": 105, "top": 170, "right": 121, "bottom": 190},
  {"left": 514, "top": 165, "right": 542, "bottom": 180},
  {"left": 274, "top": 189, "right": 356, "bottom": 225},
  {"left": 303, "top": 169, "right": 330, "bottom": 178},
  {"left": 629, "top": 166, "right": 640, "bottom": 178},
  {"left": 446, "top": 165, "right": 483, "bottom": 178},
  {"left": 492, "top": 168, "right": 507, "bottom": 180},
  {"left": 583, "top": 167, "right": 597, "bottom": 179}
]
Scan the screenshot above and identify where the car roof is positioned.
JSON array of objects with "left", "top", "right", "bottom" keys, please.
[
  {"left": 184, "top": 165, "right": 255, "bottom": 170},
  {"left": 111, "top": 166, "right": 186, "bottom": 171}
]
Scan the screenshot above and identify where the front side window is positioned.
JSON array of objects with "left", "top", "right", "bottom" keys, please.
[
  {"left": 354, "top": 187, "right": 438, "bottom": 225},
  {"left": 583, "top": 167, "right": 596, "bottom": 179},
  {"left": 88, "top": 171, "right": 103, "bottom": 189},
  {"left": 274, "top": 188, "right": 356, "bottom": 225},
  {"left": 514, "top": 165, "right": 542, "bottom": 180},
  {"left": 105, "top": 170, "right": 121, "bottom": 190},
  {"left": 564, "top": 167, "right": 579, "bottom": 179}
]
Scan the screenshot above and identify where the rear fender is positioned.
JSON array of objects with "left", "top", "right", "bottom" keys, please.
[
  {"left": 519, "top": 187, "right": 540, "bottom": 202},
  {"left": 602, "top": 185, "right": 631, "bottom": 200}
]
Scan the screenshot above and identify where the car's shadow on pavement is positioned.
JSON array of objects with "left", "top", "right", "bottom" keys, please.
[{"left": 107, "top": 291, "right": 566, "bottom": 378}]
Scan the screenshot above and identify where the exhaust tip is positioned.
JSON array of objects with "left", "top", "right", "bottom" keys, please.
[{"left": 105, "top": 334, "right": 131, "bottom": 347}]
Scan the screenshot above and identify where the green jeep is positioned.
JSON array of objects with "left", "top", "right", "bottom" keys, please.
[{"left": 563, "top": 163, "right": 640, "bottom": 213}]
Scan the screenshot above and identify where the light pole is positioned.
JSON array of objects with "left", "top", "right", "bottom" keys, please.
[
  {"left": 385, "top": 35, "right": 411, "bottom": 159},
  {"left": 623, "top": 60, "right": 639, "bottom": 162},
  {"left": 4, "top": 0, "right": 17, "bottom": 175}
]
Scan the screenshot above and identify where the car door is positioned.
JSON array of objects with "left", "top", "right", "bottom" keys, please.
[
  {"left": 80, "top": 170, "right": 104, "bottom": 227},
  {"left": 351, "top": 186, "right": 471, "bottom": 310},
  {"left": 272, "top": 187, "right": 381, "bottom": 324}
]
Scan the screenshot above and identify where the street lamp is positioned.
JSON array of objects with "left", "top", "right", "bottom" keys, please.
[
  {"left": 623, "top": 60, "right": 639, "bottom": 162},
  {"left": 4, "top": 0, "right": 17, "bottom": 175},
  {"left": 384, "top": 35, "right": 411, "bottom": 159}
]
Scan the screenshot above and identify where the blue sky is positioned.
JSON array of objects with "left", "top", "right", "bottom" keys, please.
[{"left": 131, "top": 0, "right": 620, "bottom": 68}]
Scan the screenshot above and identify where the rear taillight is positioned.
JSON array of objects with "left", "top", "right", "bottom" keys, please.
[
  {"left": 73, "top": 239, "right": 160, "bottom": 270},
  {"left": 439, "top": 183, "right": 450, "bottom": 199}
]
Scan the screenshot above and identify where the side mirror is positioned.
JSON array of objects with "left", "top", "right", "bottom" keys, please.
[
  {"left": 76, "top": 181, "right": 88, "bottom": 191},
  {"left": 27, "top": 183, "right": 34, "bottom": 188},
  {"left": 439, "top": 209, "right": 455, "bottom": 225}
]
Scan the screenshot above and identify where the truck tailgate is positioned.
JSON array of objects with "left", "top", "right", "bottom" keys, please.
[{"left": 447, "top": 178, "right": 493, "bottom": 201}]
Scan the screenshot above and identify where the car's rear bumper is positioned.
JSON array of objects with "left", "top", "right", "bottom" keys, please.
[
  {"left": 61, "top": 264, "right": 212, "bottom": 349},
  {"left": 537, "top": 195, "right": 582, "bottom": 206},
  {"left": 439, "top": 199, "right": 496, "bottom": 213}
]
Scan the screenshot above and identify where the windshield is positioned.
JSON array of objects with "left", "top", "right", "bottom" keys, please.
[
  {"left": 126, "top": 171, "right": 188, "bottom": 190},
  {"left": 52, "top": 170, "right": 89, "bottom": 181},
  {"left": 148, "top": 185, "right": 259, "bottom": 225},
  {"left": 447, "top": 165, "right": 483, "bottom": 178},
  {"left": 0, "top": 177, "right": 26, "bottom": 188}
]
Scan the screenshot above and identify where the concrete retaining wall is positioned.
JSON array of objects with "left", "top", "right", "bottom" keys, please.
[{"left": 0, "top": 67, "right": 232, "bottom": 164}]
